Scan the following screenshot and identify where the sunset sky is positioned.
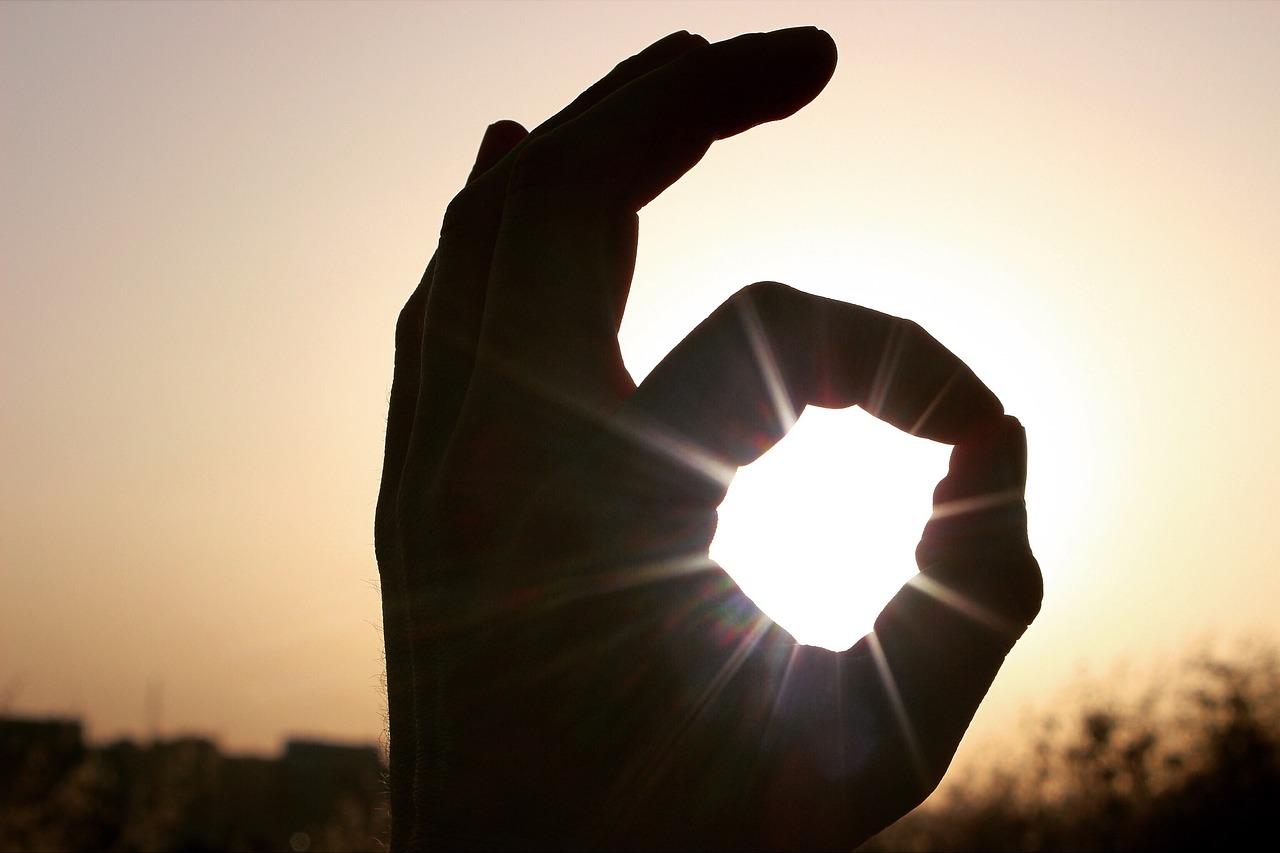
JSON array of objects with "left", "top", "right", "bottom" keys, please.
[{"left": 3, "top": 0, "right": 1278, "bottom": 774}]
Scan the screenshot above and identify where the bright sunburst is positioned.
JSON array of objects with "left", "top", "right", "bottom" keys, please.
[{"left": 710, "top": 405, "right": 951, "bottom": 651}]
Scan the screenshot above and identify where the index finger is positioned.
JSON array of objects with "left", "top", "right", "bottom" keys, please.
[
  {"left": 511, "top": 26, "right": 839, "bottom": 211},
  {"left": 463, "top": 28, "right": 839, "bottom": 426}
]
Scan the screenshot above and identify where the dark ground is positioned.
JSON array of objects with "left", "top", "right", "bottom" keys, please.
[{"left": 3, "top": 644, "right": 1276, "bottom": 852}]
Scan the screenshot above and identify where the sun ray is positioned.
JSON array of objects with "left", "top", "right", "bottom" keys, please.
[
  {"left": 930, "top": 487, "right": 1023, "bottom": 520},
  {"left": 605, "top": 409, "right": 738, "bottom": 488},
  {"left": 425, "top": 551, "right": 720, "bottom": 640},
  {"left": 687, "top": 612, "right": 774, "bottom": 725},
  {"left": 464, "top": 341, "right": 738, "bottom": 488},
  {"left": 735, "top": 292, "right": 798, "bottom": 434},
  {"left": 867, "top": 630, "right": 930, "bottom": 790},
  {"left": 908, "top": 366, "right": 963, "bottom": 436},
  {"left": 762, "top": 643, "right": 802, "bottom": 748},
  {"left": 525, "top": 551, "right": 720, "bottom": 613},
  {"left": 866, "top": 317, "right": 910, "bottom": 420},
  {"left": 907, "top": 573, "right": 1023, "bottom": 637},
  {"left": 622, "top": 612, "right": 774, "bottom": 805}
]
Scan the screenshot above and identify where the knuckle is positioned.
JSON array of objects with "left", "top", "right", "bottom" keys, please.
[
  {"left": 394, "top": 295, "right": 425, "bottom": 346},
  {"left": 725, "top": 281, "right": 807, "bottom": 344},
  {"left": 732, "top": 280, "right": 795, "bottom": 310},
  {"left": 897, "top": 316, "right": 927, "bottom": 340},
  {"left": 914, "top": 536, "right": 932, "bottom": 569},
  {"left": 896, "top": 317, "right": 943, "bottom": 354},
  {"left": 510, "top": 134, "right": 565, "bottom": 188},
  {"left": 374, "top": 499, "right": 400, "bottom": 566},
  {"left": 442, "top": 181, "right": 486, "bottom": 226}
]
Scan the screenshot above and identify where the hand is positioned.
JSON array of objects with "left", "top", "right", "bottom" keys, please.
[{"left": 375, "top": 28, "right": 1042, "bottom": 850}]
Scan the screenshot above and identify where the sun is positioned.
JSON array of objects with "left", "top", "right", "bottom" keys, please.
[{"left": 709, "top": 405, "right": 951, "bottom": 651}]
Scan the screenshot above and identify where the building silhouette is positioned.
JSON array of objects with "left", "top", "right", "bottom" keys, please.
[{"left": 0, "top": 715, "right": 387, "bottom": 852}]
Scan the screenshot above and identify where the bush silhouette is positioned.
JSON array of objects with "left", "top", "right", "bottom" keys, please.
[
  {"left": 862, "top": 643, "right": 1280, "bottom": 851},
  {"left": 3, "top": 643, "right": 1277, "bottom": 850}
]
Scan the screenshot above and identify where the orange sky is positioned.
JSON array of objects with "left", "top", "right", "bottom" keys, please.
[{"left": 3, "top": 1, "right": 1278, "bottom": 761}]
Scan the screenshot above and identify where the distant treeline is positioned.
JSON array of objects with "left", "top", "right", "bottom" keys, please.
[
  {"left": 3, "top": 643, "right": 1277, "bottom": 851},
  {"left": 862, "top": 643, "right": 1280, "bottom": 851}
]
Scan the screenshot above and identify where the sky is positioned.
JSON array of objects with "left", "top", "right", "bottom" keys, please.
[{"left": 2, "top": 0, "right": 1278, "bottom": 770}]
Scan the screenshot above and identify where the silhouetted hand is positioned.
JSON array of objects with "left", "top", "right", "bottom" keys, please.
[{"left": 375, "top": 28, "right": 1042, "bottom": 851}]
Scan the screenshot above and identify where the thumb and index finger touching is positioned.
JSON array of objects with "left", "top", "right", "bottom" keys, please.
[{"left": 399, "top": 30, "right": 1042, "bottom": 830}]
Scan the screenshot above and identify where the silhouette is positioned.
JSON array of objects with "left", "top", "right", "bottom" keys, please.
[
  {"left": 862, "top": 648, "right": 1280, "bottom": 851},
  {"left": 0, "top": 715, "right": 387, "bottom": 851},
  {"left": 374, "top": 28, "right": 1042, "bottom": 850},
  {"left": 7, "top": 648, "right": 1278, "bottom": 850}
]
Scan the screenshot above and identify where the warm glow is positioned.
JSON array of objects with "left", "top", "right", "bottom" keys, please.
[
  {"left": 710, "top": 406, "right": 950, "bottom": 651},
  {"left": 4, "top": 1, "right": 1278, "bottom": 753}
]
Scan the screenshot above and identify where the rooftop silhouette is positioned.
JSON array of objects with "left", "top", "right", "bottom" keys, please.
[{"left": 0, "top": 714, "right": 387, "bottom": 852}]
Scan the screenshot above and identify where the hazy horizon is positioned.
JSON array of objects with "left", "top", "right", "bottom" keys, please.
[{"left": 3, "top": 0, "right": 1278, "bottom": 764}]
